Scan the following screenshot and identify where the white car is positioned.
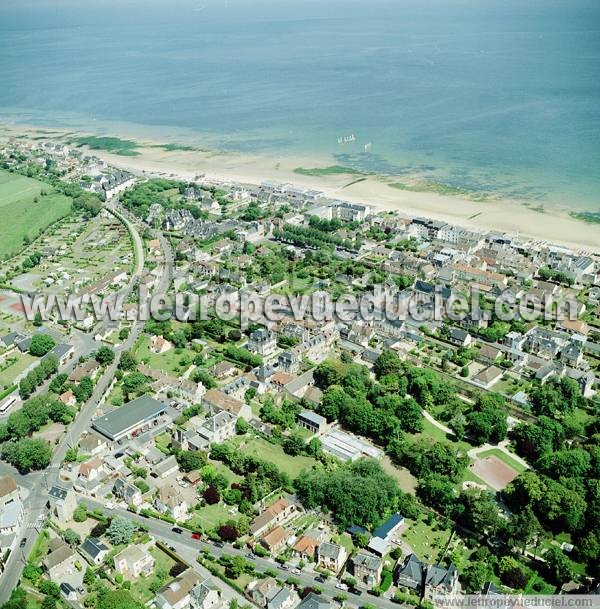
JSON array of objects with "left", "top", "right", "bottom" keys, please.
[
  {"left": 105, "top": 502, "right": 114, "bottom": 510},
  {"left": 335, "top": 583, "right": 349, "bottom": 591},
  {"left": 292, "top": 568, "right": 301, "bottom": 575}
]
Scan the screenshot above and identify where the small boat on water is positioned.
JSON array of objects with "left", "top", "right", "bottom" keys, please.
[{"left": 337, "top": 133, "right": 356, "bottom": 144}]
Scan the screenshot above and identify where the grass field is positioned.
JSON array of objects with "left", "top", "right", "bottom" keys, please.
[
  {"left": 232, "top": 436, "right": 318, "bottom": 478},
  {"left": 134, "top": 335, "right": 197, "bottom": 376},
  {"left": 187, "top": 502, "right": 236, "bottom": 530},
  {"left": 0, "top": 170, "right": 72, "bottom": 259},
  {"left": 0, "top": 352, "right": 36, "bottom": 388},
  {"left": 401, "top": 518, "right": 453, "bottom": 563}
]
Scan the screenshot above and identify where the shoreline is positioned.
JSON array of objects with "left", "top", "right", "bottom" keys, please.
[{"left": 2, "top": 122, "right": 598, "bottom": 252}]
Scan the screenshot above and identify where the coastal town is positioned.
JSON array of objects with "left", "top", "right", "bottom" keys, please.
[{"left": 0, "top": 134, "right": 598, "bottom": 609}]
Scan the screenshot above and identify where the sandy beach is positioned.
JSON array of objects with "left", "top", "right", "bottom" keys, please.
[{"left": 3, "top": 123, "right": 598, "bottom": 252}]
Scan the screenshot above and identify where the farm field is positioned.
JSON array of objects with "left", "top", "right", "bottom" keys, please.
[{"left": 0, "top": 170, "right": 72, "bottom": 259}]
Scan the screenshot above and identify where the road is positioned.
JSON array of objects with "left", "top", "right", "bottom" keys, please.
[
  {"left": 78, "top": 498, "right": 403, "bottom": 609},
  {"left": 0, "top": 203, "right": 172, "bottom": 603}
]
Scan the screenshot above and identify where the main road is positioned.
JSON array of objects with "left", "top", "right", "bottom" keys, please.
[
  {"left": 78, "top": 498, "right": 403, "bottom": 609},
  {"left": 0, "top": 201, "right": 172, "bottom": 603}
]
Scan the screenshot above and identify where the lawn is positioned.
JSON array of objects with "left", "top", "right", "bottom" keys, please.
[
  {"left": 135, "top": 335, "right": 197, "bottom": 376},
  {"left": 381, "top": 456, "right": 418, "bottom": 495},
  {"left": 477, "top": 448, "right": 527, "bottom": 474},
  {"left": 331, "top": 532, "right": 355, "bottom": 556},
  {"left": 401, "top": 518, "right": 453, "bottom": 563},
  {"left": 416, "top": 415, "right": 473, "bottom": 453},
  {"left": 0, "top": 352, "right": 36, "bottom": 388},
  {"left": 129, "top": 546, "right": 176, "bottom": 603},
  {"left": 28, "top": 529, "right": 51, "bottom": 566},
  {"left": 187, "top": 502, "right": 236, "bottom": 530},
  {"left": 0, "top": 170, "right": 72, "bottom": 259},
  {"left": 232, "top": 436, "right": 318, "bottom": 478}
]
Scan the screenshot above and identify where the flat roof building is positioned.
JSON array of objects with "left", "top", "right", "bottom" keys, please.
[{"left": 91, "top": 395, "right": 168, "bottom": 441}]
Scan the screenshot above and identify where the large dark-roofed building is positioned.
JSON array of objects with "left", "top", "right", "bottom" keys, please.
[{"left": 92, "top": 395, "right": 168, "bottom": 441}]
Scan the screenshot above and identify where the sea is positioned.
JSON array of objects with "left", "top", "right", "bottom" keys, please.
[{"left": 1, "top": 0, "right": 600, "bottom": 211}]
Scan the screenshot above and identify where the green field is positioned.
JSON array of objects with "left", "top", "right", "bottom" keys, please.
[
  {"left": 232, "top": 435, "right": 319, "bottom": 478},
  {"left": 135, "top": 335, "right": 197, "bottom": 376},
  {"left": 0, "top": 352, "right": 36, "bottom": 388},
  {"left": 0, "top": 170, "right": 72, "bottom": 259}
]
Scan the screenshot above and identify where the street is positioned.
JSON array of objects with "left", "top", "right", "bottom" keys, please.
[{"left": 0, "top": 204, "right": 173, "bottom": 603}]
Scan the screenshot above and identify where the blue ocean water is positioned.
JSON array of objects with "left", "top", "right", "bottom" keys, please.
[{"left": 1, "top": 0, "right": 599, "bottom": 209}]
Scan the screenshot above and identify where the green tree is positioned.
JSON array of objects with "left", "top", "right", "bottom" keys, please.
[
  {"left": 29, "top": 334, "right": 56, "bottom": 356},
  {"left": 106, "top": 517, "right": 136, "bottom": 545},
  {"left": 95, "top": 346, "right": 115, "bottom": 366},
  {"left": 63, "top": 528, "right": 81, "bottom": 545},
  {"left": 118, "top": 351, "right": 137, "bottom": 371},
  {"left": 73, "top": 505, "right": 87, "bottom": 523}
]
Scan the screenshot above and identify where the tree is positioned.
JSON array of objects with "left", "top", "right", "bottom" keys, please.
[
  {"left": 537, "top": 448, "right": 591, "bottom": 480},
  {"left": 106, "top": 517, "right": 137, "bottom": 545},
  {"left": 218, "top": 524, "right": 238, "bottom": 542},
  {"left": 510, "top": 417, "right": 564, "bottom": 463},
  {"left": 74, "top": 377, "right": 94, "bottom": 403},
  {"left": 544, "top": 547, "right": 576, "bottom": 585},
  {"left": 83, "top": 568, "right": 95, "bottom": 586},
  {"left": 38, "top": 580, "right": 60, "bottom": 598},
  {"left": 502, "top": 507, "right": 542, "bottom": 553},
  {"left": 1, "top": 438, "right": 52, "bottom": 473},
  {"left": 33, "top": 312, "right": 43, "bottom": 327},
  {"left": 49, "top": 373, "right": 68, "bottom": 394},
  {"left": 29, "top": 334, "right": 56, "bottom": 356},
  {"left": 95, "top": 346, "right": 115, "bottom": 366},
  {"left": 73, "top": 505, "right": 87, "bottom": 522},
  {"left": 417, "top": 473, "right": 457, "bottom": 516},
  {"left": 373, "top": 350, "right": 403, "bottom": 379},
  {"left": 118, "top": 351, "right": 137, "bottom": 371},
  {"left": 63, "top": 528, "right": 81, "bottom": 545},
  {"left": 235, "top": 417, "right": 249, "bottom": 435},
  {"left": 96, "top": 590, "right": 144, "bottom": 609},
  {"left": 497, "top": 556, "right": 529, "bottom": 590},
  {"left": 283, "top": 431, "right": 305, "bottom": 456},
  {"left": 203, "top": 486, "right": 220, "bottom": 505},
  {"left": 122, "top": 372, "right": 147, "bottom": 398},
  {"left": 295, "top": 458, "right": 414, "bottom": 528},
  {"left": 176, "top": 450, "right": 206, "bottom": 472}
]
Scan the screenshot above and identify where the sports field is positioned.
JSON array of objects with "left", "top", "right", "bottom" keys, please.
[{"left": 0, "top": 170, "right": 72, "bottom": 259}]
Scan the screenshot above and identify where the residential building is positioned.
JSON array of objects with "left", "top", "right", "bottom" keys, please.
[
  {"left": 154, "top": 485, "right": 189, "bottom": 521},
  {"left": 155, "top": 569, "right": 201, "bottom": 609},
  {"left": 249, "top": 498, "right": 296, "bottom": 538},
  {"left": 395, "top": 553, "right": 459, "bottom": 599},
  {"left": 0, "top": 475, "right": 19, "bottom": 507},
  {"left": 352, "top": 552, "right": 383, "bottom": 587},
  {"left": 113, "top": 478, "right": 143, "bottom": 507},
  {"left": 80, "top": 537, "right": 109, "bottom": 565},
  {"left": 47, "top": 485, "right": 78, "bottom": 521},
  {"left": 153, "top": 455, "right": 179, "bottom": 479},
  {"left": 317, "top": 542, "right": 347, "bottom": 574},
  {"left": 189, "top": 578, "right": 221, "bottom": 609},
  {"left": 114, "top": 544, "right": 155, "bottom": 578},
  {"left": 43, "top": 541, "right": 78, "bottom": 581},
  {"left": 260, "top": 526, "right": 291, "bottom": 553},
  {"left": 150, "top": 335, "right": 173, "bottom": 354}
]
